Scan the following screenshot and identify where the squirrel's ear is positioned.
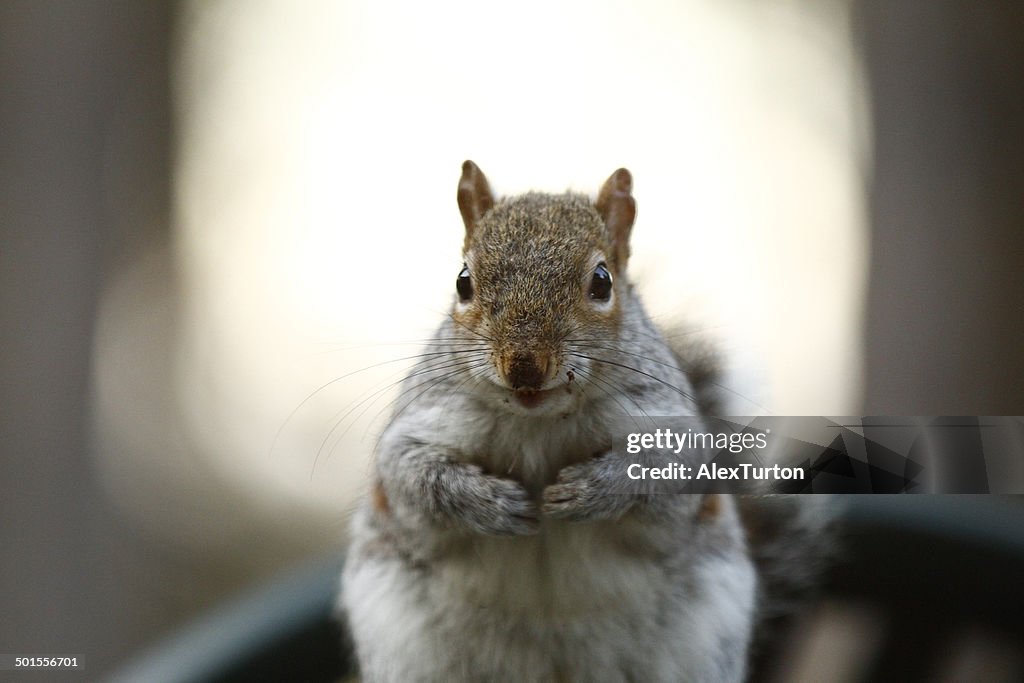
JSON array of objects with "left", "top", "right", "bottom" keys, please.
[
  {"left": 457, "top": 160, "right": 495, "bottom": 241},
  {"left": 596, "top": 168, "right": 636, "bottom": 269}
]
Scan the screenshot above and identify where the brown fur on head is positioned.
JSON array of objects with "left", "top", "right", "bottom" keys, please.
[{"left": 453, "top": 161, "right": 637, "bottom": 402}]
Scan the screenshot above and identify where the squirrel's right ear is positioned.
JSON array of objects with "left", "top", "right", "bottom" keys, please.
[
  {"left": 596, "top": 168, "right": 636, "bottom": 270},
  {"left": 457, "top": 160, "right": 495, "bottom": 242}
]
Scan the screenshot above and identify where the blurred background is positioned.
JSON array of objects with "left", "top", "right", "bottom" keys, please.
[{"left": 1, "top": 0, "right": 1022, "bottom": 678}]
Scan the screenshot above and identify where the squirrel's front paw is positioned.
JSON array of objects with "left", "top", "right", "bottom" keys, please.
[
  {"left": 542, "top": 455, "right": 630, "bottom": 522},
  {"left": 452, "top": 465, "right": 540, "bottom": 536}
]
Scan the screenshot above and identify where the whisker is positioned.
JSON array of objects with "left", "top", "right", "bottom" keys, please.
[
  {"left": 432, "top": 362, "right": 493, "bottom": 435},
  {"left": 567, "top": 340, "right": 771, "bottom": 415},
  {"left": 567, "top": 363, "right": 648, "bottom": 433},
  {"left": 312, "top": 339, "right": 491, "bottom": 355},
  {"left": 270, "top": 348, "right": 489, "bottom": 458},
  {"left": 311, "top": 355, "right": 490, "bottom": 476},
  {"left": 345, "top": 352, "right": 491, "bottom": 442},
  {"left": 389, "top": 358, "right": 494, "bottom": 426},
  {"left": 566, "top": 351, "right": 698, "bottom": 406},
  {"left": 360, "top": 358, "right": 496, "bottom": 461}
]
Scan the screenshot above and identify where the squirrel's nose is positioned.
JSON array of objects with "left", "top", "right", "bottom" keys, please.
[{"left": 506, "top": 352, "right": 548, "bottom": 391}]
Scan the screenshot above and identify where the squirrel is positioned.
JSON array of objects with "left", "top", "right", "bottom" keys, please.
[{"left": 339, "top": 161, "right": 830, "bottom": 682}]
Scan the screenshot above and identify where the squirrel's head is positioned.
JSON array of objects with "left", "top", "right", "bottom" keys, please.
[{"left": 451, "top": 160, "right": 636, "bottom": 415}]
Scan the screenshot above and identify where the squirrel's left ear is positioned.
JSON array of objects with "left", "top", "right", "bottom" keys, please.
[
  {"left": 596, "top": 168, "right": 636, "bottom": 270},
  {"left": 457, "top": 160, "right": 495, "bottom": 246}
]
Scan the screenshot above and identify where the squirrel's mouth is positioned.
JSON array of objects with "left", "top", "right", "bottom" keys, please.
[
  {"left": 512, "top": 385, "right": 571, "bottom": 409},
  {"left": 513, "top": 388, "right": 553, "bottom": 409}
]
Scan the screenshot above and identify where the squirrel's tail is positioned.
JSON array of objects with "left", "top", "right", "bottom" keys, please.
[
  {"left": 738, "top": 494, "right": 836, "bottom": 620},
  {"left": 668, "top": 328, "right": 838, "bottom": 675},
  {"left": 737, "top": 494, "right": 838, "bottom": 680},
  {"left": 666, "top": 332, "right": 725, "bottom": 416}
]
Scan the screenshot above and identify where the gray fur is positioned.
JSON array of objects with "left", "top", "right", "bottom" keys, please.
[{"left": 340, "top": 168, "right": 820, "bottom": 682}]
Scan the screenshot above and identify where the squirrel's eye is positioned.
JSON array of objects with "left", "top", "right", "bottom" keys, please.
[
  {"left": 456, "top": 265, "right": 473, "bottom": 301},
  {"left": 589, "top": 262, "right": 613, "bottom": 301}
]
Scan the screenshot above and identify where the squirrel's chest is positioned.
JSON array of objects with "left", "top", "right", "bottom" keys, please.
[{"left": 467, "top": 411, "right": 608, "bottom": 490}]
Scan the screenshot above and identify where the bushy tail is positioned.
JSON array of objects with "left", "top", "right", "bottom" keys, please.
[
  {"left": 668, "top": 329, "right": 838, "bottom": 675},
  {"left": 737, "top": 495, "right": 838, "bottom": 679},
  {"left": 667, "top": 331, "right": 726, "bottom": 416},
  {"left": 738, "top": 495, "right": 836, "bottom": 620}
]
